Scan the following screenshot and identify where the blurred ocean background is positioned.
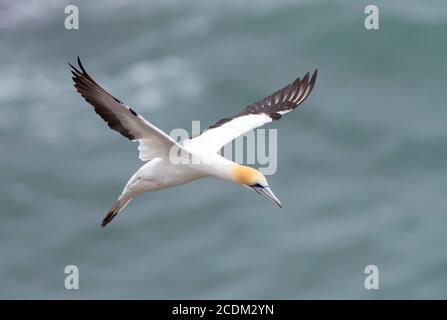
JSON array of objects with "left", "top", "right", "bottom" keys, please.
[{"left": 1, "top": 0, "right": 446, "bottom": 299}]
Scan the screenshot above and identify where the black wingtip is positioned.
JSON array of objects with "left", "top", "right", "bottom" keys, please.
[
  {"left": 310, "top": 69, "right": 318, "bottom": 86},
  {"left": 68, "top": 62, "right": 81, "bottom": 74},
  {"left": 292, "top": 76, "right": 301, "bottom": 85},
  {"left": 77, "top": 56, "right": 86, "bottom": 73},
  {"left": 302, "top": 72, "right": 310, "bottom": 83},
  {"left": 101, "top": 211, "right": 115, "bottom": 228}
]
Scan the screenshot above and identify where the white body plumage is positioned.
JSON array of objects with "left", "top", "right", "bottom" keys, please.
[{"left": 69, "top": 57, "right": 317, "bottom": 226}]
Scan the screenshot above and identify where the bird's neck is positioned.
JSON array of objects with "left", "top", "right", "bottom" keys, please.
[
  {"left": 231, "top": 164, "right": 259, "bottom": 185},
  {"left": 208, "top": 160, "right": 257, "bottom": 185}
]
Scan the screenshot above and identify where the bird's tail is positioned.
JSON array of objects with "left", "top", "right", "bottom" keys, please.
[{"left": 101, "top": 194, "right": 134, "bottom": 228}]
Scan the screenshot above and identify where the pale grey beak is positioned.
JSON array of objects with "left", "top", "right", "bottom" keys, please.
[{"left": 252, "top": 185, "right": 283, "bottom": 208}]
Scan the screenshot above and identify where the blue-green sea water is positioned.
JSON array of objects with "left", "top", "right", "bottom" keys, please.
[{"left": 1, "top": 0, "right": 447, "bottom": 299}]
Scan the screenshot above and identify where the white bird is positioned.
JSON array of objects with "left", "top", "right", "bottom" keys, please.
[{"left": 69, "top": 57, "right": 317, "bottom": 227}]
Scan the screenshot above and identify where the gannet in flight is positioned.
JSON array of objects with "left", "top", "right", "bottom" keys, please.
[{"left": 69, "top": 57, "right": 317, "bottom": 227}]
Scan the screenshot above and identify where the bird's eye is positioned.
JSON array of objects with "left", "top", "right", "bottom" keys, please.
[{"left": 250, "top": 183, "right": 264, "bottom": 189}]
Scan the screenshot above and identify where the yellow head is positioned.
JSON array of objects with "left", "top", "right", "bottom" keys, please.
[
  {"left": 232, "top": 164, "right": 282, "bottom": 207},
  {"left": 233, "top": 165, "right": 267, "bottom": 186}
]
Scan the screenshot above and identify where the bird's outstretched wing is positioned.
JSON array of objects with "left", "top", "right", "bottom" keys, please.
[
  {"left": 70, "top": 57, "right": 182, "bottom": 161},
  {"left": 188, "top": 70, "right": 318, "bottom": 152}
]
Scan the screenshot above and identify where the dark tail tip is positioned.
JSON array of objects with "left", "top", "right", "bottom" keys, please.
[{"left": 101, "top": 210, "right": 117, "bottom": 228}]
